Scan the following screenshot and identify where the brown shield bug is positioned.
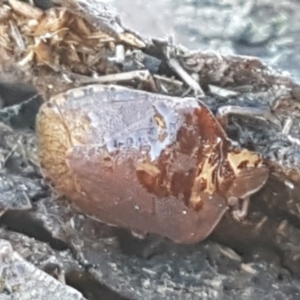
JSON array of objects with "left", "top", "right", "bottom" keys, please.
[{"left": 36, "top": 84, "right": 268, "bottom": 243}]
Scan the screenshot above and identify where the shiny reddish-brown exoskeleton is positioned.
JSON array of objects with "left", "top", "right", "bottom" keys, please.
[{"left": 36, "top": 84, "right": 268, "bottom": 243}]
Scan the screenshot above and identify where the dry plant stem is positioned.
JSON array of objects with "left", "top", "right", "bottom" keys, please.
[
  {"left": 69, "top": 70, "right": 153, "bottom": 85},
  {"left": 9, "top": 20, "right": 25, "bottom": 53},
  {"left": 281, "top": 118, "right": 293, "bottom": 135},
  {"left": 152, "top": 74, "right": 183, "bottom": 89},
  {"left": 109, "top": 44, "right": 125, "bottom": 63},
  {"left": 216, "top": 105, "right": 278, "bottom": 127},
  {"left": 168, "top": 58, "right": 204, "bottom": 97},
  {"left": 180, "top": 52, "right": 300, "bottom": 103}
]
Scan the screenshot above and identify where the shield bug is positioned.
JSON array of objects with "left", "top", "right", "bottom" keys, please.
[{"left": 36, "top": 84, "right": 268, "bottom": 243}]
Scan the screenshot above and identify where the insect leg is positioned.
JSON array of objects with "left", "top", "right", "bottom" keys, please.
[{"left": 228, "top": 197, "right": 250, "bottom": 222}]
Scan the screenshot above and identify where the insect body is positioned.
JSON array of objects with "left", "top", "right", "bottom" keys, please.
[{"left": 37, "top": 84, "right": 268, "bottom": 243}]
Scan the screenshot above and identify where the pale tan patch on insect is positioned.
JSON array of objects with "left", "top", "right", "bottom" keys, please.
[
  {"left": 189, "top": 150, "right": 219, "bottom": 209},
  {"left": 228, "top": 149, "right": 263, "bottom": 175},
  {"left": 136, "top": 163, "right": 161, "bottom": 177},
  {"left": 37, "top": 98, "right": 84, "bottom": 197}
]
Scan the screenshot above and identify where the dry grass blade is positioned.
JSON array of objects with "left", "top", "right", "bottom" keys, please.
[
  {"left": 8, "top": 0, "right": 43, "bottom": 19},
  {"left": 34, "top": 8, "right": 69, "bottom": 36}
]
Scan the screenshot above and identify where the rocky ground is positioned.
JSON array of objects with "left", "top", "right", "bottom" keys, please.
[
  {"left": 109, "top": 0, "right": 300, "bottom": 81},
  {"left": 1, "top": 0, "right": 300, "bottom": 299}
]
